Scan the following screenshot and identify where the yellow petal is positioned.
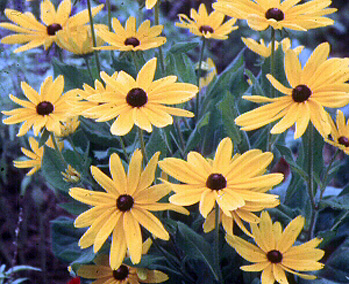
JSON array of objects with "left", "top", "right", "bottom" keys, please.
[
  {"left": 276, "top": 215, "right": 304, "bottom": 253},
  {"left": 131, "top": 207, "right": 169, "bottom": 240},
  {"left": 110, "top": 222, "right": 127, "bottom": 269},
  {"left": 127, "top": 149, "right": 143, "bottom": 195},
  {"left": 285, "top": 49, "right": 301, "bottom": 87},
  {"left": 226, "top": 234, "right": 267, "bottom": 262},
  {"left": 123, "top": 212, "right": 142, "bottom": 264}
]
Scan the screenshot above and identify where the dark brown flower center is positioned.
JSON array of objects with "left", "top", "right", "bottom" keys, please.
[
  {"left": 47, "top": 23, "right": 63, "bottom": 36},
  {"left": 124, "top": 37, "right": 140, "bottom": 47},
  {"left": 338, "top": 136, "right": 349, "bottom": 147},
  {"left": 292, "top": 84, "right": 312, "bottom": 103},
  {"left": 116, "top": 194, "right": 134, "bottom": 211},
  {"left": 126, "top": 88, "right": 148, "bottom": 107},
  {"left": 206, "top": 173, "right": 227, "bottom": 191},
  {"left": 36, "top": 101, "right": 54, "bottom": 115},
  {"left": 113, "top": 265, "right": 129, "bottom": 280},
  {"left": 267, "top": 250, "right": 283, "bottom": 263},
  {"left": 199, "top": 25, "right": 214, "bottom": 34},
  {"left": 265, "top": 8, "right": 284, "bottom": 21}
]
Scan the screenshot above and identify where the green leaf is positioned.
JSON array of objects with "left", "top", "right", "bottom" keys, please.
[
  {"left": 50, "top": 216, "right": 93, "bottom": 263},
  {"left": 145, "top": 127, "right": 169, "bottom": 159},
  {"left": 217, "top": 91, "right": 250, "bottom": 153},
  {"left": 185, "top": 112, "right": 210, "bottom": 153},
  {"left": 58, "top": 201, "right": 90, "bottom": 215},
  {"left": 168, "top": 42, "right": 199, "bottom": 55},
  {"left": 38, "top": 128, "right": 50, "bottom": 148},
  {"left": 275, "top": 144, "right": 308, "bottom": 180},
  {"left": 41, "top": 146, "right": 69, "bottom": 193},
  {"left": 6, "top": 266, "right": 41, "bottom": 274},
  {"left": 52, "top": 59, "right": 94, "bottom": 91},
  {"left": 321, "top": 194, "right": 349, "bottom": 210},
  {"left": 176, "top": 222, "right": 218, "bottom": 282}
]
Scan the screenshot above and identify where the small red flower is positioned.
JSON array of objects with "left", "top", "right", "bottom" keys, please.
[{"left": 67, "top": 277, "right": 80, "bottom": 284}]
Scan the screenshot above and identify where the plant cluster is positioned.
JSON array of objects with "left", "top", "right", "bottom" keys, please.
[{"left": 0, "top": 0, "right": 349, "bottom": 283}]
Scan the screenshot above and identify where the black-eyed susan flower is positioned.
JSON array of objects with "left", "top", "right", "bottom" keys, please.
[
  {"left": 198, "top": 58, "right": 217, "bottom": 89},
  {"left": 69, "top": 151, "right": 188, "bottom": 269},
  {"left": 95, "top": 17, "right": 166, "bottom": 52},
  {"left": 242, "top": 37, "right": 304, "bottom": 58},
  {"left": 213, "top": 0, "right": 336, "bottom": 32},
  {"left": 325, "top": 110, "right": 349, "bottom": 155},
  {"left": 14, "top": 136, "right": 62, "bottom": 176},
  {"left": 57, "top": 116, "right": 80, "bottom": 138},
  {"left": 2, "top": 76, "right": 78, "bottom": 137},
  {"left": 203, "top": 199, "right": 279, "bottom": 237},
  {"left": 226, "top": 211, "right": 325, "bottom": 284},
  {"left": 77, "top": 241, "right": 168, "bottom": 284},
  {"left": 69, "top": 74, "right": 117, "bottom": 119},
  {"left": 176, "top": 3, "right": 238, "bottom": 40},
  {"left": 62, "top": 165, "right": 81, "bottom": 183},
  {"left": 158, "top": 137, "right": 283, "bottom": 219},
  {"left": 56, "top": 24, "right": 106, "bottom": 55},
  {"left": 235, "top": 42, "right": 349, "bottom": 139},
  {"left": 0, "top": 0, "right": 103, "bottom": 53},
  {"left": 145, "top": 0, "right": 158, "bottom": 9},
  {"left": 83, "top": 57, "right": 198, "bottom": 136}
]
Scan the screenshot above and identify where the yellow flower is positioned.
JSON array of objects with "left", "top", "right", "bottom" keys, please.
[
  {"left": 57, "top": 116, "right": 80, "bottom": 138},
  {"left": 82, "top": 57, "right": 198, "bottom": 136},
  {"left": 14, "top": 136, "right": 62, "bottom": 176},
  {"left": 62, "top": 165, "right": 81, "bottom": 183},
  {"left": 69, "top": 151, "right": 188, "bottom": 269},
  {"left": 158, "top": 137, "right": 283, "bottom": 219},
  {"left": 78, "top": 241, "right": 168, "bottom": 284},
  {"left": 0, "top": 0, "right": 104, "bottom": 53},
  {"left": 198, "top": 58, "right": 217, "bottom": 89},
  {"left": 325, "top": 110, "right": 349, "bottom": 155},
  {"left": 56, "top": 24, "right": 106, "bottom": 55},
  {"left": 176, "top": 3, "right": 238, "bottom": 40},
  {"left": 235, "top": 42, "right": 349, "bottom": 139},
  {"left": 226, "top": 211, "right": 325, "bottom": 284},
  {"left": 242, "top": 37, "right": 304, "bottom": 58},
  {"left": 213, "top": 0, "right": 336, "bottom": 31},
  {"left": 203, "top": 199, "right": 279, "bottom": 237},
  {"left": 78, "top": 255, "right": 168, "bottom": 284},
  {"left": 95, "top": 16, "right": 166, "bottom": 52},
  {"left": 2, "top": 76, "right": 78, "bottom": 137},
  {"left": 145, "top": 0, "right": 158, "bottom": 9},
  {"left": 70, "top": 74, "right": 117, "bottom": 119}
]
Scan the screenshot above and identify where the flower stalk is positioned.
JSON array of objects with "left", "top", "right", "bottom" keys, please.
[
  {"left": 214, "top": 203, "right": 223, "bottom": 283},
  {"left": 306, "top": 125, "right": 317, "bottom": 240},
  {"left": 86, "top": 0, "right": 101, "bottom": 78},
  {"left": 138, "top": 127, "right": 148, "bottom": 163},
  {"left": 154, "top": 1, "right": 165, "bottom": 75},
  {"left": 196, "top": 37, "right": 206, "bottom": 117}
]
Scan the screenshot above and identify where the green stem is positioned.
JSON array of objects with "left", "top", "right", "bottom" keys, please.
[
  {"left": 174, "top": 118, "right": 186, "bottom": 154},
  {"left": 318, "top": 149, "right": 340, "bottom": 206},
  {"left": 119, "top": 136, "right": 130, "bottom": 163},
  {"left": 86, "top": 0, "right": 101, "bottom": 78},
  {"left": 137, "top": 127, "right": 148, "bottom": 163},
  {"left": 307, "top": 126, "right": 317, "bottom": 240},
  {"left": 267, "top": 28, "right": 276, "bottom": 152},
  {"left": 308, "top": 149, "right": 341, "bottom": 239},
  {"left": 214, "top": 203, "right": 223, "bottom": 283},
  {"left": 83, "top": 56, "right": 94, "bottom": 82},
  {"left": 131, "top": 51, "right": 141, "bottom": 72},
  {"left": 196, "top": 37, "right": 206, "bottom": 117},
  {"left": 149, "top": 235, "right": 196, "bottom": 283},
  {"left": 330, "top": 210, "right": 349, "bottom": 231},
  {"left": 51, "top": 133, "right": 68, "bottom": 168},
  {"left": 154, "top": 1, "right": 165, "bottom": 74},
  {"left": 106, "top": 0, "right": 112, "bottom": 31}
]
